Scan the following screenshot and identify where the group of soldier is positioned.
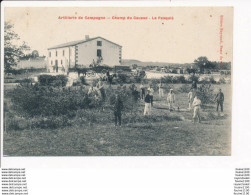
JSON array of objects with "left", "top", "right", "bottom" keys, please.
[{"left": 87, "top": 78, "right": 225, "bottom": 126}]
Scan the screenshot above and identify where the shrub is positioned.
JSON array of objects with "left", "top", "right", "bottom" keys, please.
[
  {"left": 38, "top": 75, "right": 68, "bottom": 87},
  {"left": 177, "top": 84, "right": 191, "bottom": 93},
  {"left": 8, "top": 68, "right": 46, "bottom": 75},
  {"left": 149, "top": 79, "right": 159, "bottom": 91},
  {"left": 133, "top": 75, "right": 144, "bottom": 83},
  {"left": 209, "top": 76, "right": 216, "bottom": 84},
  {"left": 80, "top": 76, "right": 88, "bottom": 85},
  {"left": 117, "top": 73, "right": 130, "bottom": 84},
  {"left": 10, "top": 84, "right": 91, "bottom": 116},
  {"left": 18, "top": 78, "right": 34, "bottom": 84},
  {"left": 187, "top": 75, "right": 199, "bottom": 83},
  {"left": 196, "top": 83, "right": 214, "bottom": 105},
  {"left": 218, "top": 77, "right": 226, "bottom": 84},
  {"left": 177, "top": 75, "right": 186, "bottom": 83},
  {"left": 161, "top": 76, "right": 173, "bottom": 83},
  {"left": 199, "top": 76, "right": 209, "bottom": 84},
  {"left": 91, "top": 65, "right": 112, "bottom": 73},
  {"left": 199, "top": 76, "right": 217, "bottom": 84},
  {"left": 72, "top": 81, "right": 82, "bottom": 86}
]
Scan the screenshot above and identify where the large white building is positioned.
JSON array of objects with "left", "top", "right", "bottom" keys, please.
[{"left": 47, "top": 36, "right": 122, "bottom": 73}]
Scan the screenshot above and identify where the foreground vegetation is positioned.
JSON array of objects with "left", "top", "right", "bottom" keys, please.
[{"left": 4, "top": 76, "right": 231, "bottom": 156}]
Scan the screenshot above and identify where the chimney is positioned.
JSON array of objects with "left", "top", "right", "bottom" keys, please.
[{"left": 85, "top": 35, "right": 90, "bottom": 40}]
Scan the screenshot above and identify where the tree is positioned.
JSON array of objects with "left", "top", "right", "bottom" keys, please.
[
  {"left": 4, "top": 22, "right": 30, "bottom": 73},
  {"left": 194, "top": 56, "right": 209, "bottom": 73},
  {"left": 194, "top": 56, "right": 219, "bottom": 74},
  {"left": 32, "top": 50, "right": 39, "bottom": 58}
]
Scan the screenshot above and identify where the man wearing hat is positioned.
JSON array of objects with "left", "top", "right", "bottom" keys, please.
[
  {"left": 110, "top": 92, "right": 124, "bottom": 127},
  {"left": 167, "top": 89, "right": 175, "bottom": 111},
  {"left": 158, "top": 82, "right": 164, "bottom": 98},
  {"left": 188, "top": 88, "right": 194, "bottom": 110},
  {"left": 144, "top": 90, "right": 153, "bottom": 115},
  {"left": 147, "top": 85, "right": 154, "bottom": 107},
  {"left": 192, "top": 95, "right": 201, "bottom": 123},
  {"left": 215, "top": 88, "right": 224, "bottom": 113}
]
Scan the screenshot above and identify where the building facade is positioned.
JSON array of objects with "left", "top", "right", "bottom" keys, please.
[{"left": 47, "top": 36, "right": 122, "bottom": 73}]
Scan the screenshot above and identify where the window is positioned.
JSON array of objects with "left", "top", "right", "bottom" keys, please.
[
  {"left": 51, "top": 61, "right": 53, "bottom": 65},
  {"left": 97, "top": 49, "right": 102, "bottom": 57},
  {"left": 49, "top": 52, "right": 51, "bottom": 57},
  {"left": 63, "top": 50, "right": 64, "bottom": 56},
  {"left": 97, "top": 41, "right": 102, "bottom": 46},
  {"left": 61, "top": 60, "right": 63, "bottom": 65},
  {"left": 56, "top": 51, "right": 57, "bottom": 56}
]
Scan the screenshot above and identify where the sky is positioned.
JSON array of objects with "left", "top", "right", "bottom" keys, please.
[{"left": 4, "top": 7, "right": 233, "bottom": 63}]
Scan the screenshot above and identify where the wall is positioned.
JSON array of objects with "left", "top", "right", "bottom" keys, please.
[
  {"left": 77, "top": 38, "right": 121, "bottom": 67},
  {"left": 47, "top": 46, "right": 75, "bottom": 72},
  {"left": 16, "top": 59, "right": 47, "bottom": 69}
]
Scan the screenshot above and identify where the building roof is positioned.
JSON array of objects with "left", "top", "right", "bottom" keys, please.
[{"left": 48, "top": 36, "right": 122, "bottom": 50}]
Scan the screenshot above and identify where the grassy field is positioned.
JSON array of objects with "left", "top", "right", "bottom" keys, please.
[{"left": 3, "top": 82, "right": 231, "bottom": 156}]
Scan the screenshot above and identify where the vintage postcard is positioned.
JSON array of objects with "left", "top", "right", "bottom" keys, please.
[
  {"left": 2, "top": 6, "right": 233, "bottom": 156},
  {"left": 2, "top": 1, "right": 251, "bottom": 195}
]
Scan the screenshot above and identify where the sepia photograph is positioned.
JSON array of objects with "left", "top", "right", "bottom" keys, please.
[{"left": 3, "top": 7, "right": 233, "bottom": 156}]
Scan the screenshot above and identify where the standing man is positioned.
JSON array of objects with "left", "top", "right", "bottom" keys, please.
[
  {"left": 144, "top": 90, "right": 153, "bottom": 115},
  {"left": 96, "top": 79, "right": 106, "bottom": 101},
  {"left": 148, "top": 85, "right": 154, "bottom": 107},
  {"left": 112, "top": 92, "right": 124, "bottom": 127},
  {"left": 191, "top": 80, "right": 197, "bottom": 90},
  {"left": 215, "top": 88, "right": 224, "bottom": 113},
  {"left": 158, "top": 82, "right": 164, "bottom": 98},
  {"left": 108, "top": 75, "right": 113, "bottom": 86},
  {"left": 167, "top": 89, "right": 175, "bottom": 111},
  {"left": 192, "top": 95, "right": 201, "bottom": 123},
  {"left": 140, "top": 82, "right": 146, "bottom": 100},
  {"left": 188, "top": 89, "right": 194, "bottom": 110},
  {"left": 132, "top": 86, "right": 140, "bottom": 103}
]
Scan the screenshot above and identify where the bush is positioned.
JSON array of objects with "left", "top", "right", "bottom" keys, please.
[
  {"left": 8, "top": 68, "right": 46, "bottom": 75},
  {"left": 117, "top": 73, "right": 131, "bottom": 84},
  {"left": 209, "top": 76, "right": 216, "bottom": 84},
  {"left": 149, "top": 79, "right": 159, "bottom": 91},
  {"left": 72, "top": 81, "right": 82, "bottom": 86},
  {"left": 199, "top": 76, "right": 217, "bottom": 84},
  {"left": 187, "top": 75, "right": 199, "bottom": 83},
  {"left": 177, "top": 76, "right": 186, "bottom": 83},
  {"left": 161, "top": 76, "right": 173, "bottom": 83},
  {"left": 177, "top": 84, "right": 191, "bottom": 93},
  {"left": 91, "top": 65, "right": 112, "bottom": 73},
  {"left": 196, "top": 83, "right": 214, "bottom": 105},
  {"left": 218, "top": 77, "right": 226, "bottom": 84},
  {"left": 10, "top": 84, "right": 91, "bottom": 116},
  {"left": 80, "top": 76, "right": 88, "bottom": 85},
  {"left": 133, "top": 72, "right": 146, "bottom": 83},
  {"left": 38, "top": 75, "right": 68, "bottom": 87}
]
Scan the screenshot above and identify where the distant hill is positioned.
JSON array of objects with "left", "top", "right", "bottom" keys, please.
[
  {"left": 121, "top": 59, "right": 231, "bottom": 70},
  {"left": 121, "top": 59, "right": 142, "bottom": 65},
  {"left": 121, "top": 59, "right": 191, "bottom": 68}
]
